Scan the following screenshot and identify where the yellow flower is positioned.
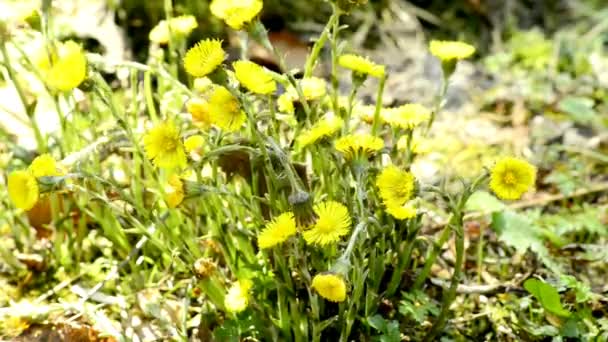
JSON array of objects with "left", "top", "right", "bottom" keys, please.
[
  {"left": 377, "top": 165, "right": 417, "bottom": 220},
  {"left": 233, "top": 60, "right": 276, "bottom": 94},
  {"left": 277, "top": 93, "right": 295, "bottom": 114},
  {"left": 335, "top": 133, "right": 384, "bottom": 161},
  {"left": 429, "top": 40, "right": 475, "bottom": 61},
  {"left": 29, "top": 154, "right": 63, "bottom": 178},
  {"left": 338, "top": 54, "right": 385, "bottom": 78},
  {"left": 297, "top": 115, "right": 343, "bottom": 147},
  {"left": 183, "top": 39, "right": 226, "bottom": 77},
  {"left": 143, "top": 121, "right": 187, "bottom": 169},
  {"left": 164, "top": 174, "right": 185, "bottom": 208},
  {"left": 149, "top": 15, "right": 198, "bottom": 44},
  {"left": 36, "top": 41, "right": 87, "bottom": 92},
  {"left": 397, "top": 136, "right": 432, "bottom": 155},
  {"left": 257, "top": 212, "right": 297, "bottom": 249},
  {"left": 382, "top": 103, "right": 431, "bottom": 130},
  {"left": 224, "top": 279, "right": 253, "bottom": 313},
  {"left": 291, "top": 77, "right": 327, "bottom": 100},
  {"left": 208, "top": 86, "right": 246, "bottom": 131},
  {"left": 186, "top": 98, "right": 212, "bottom": 128},
  {"left": 184, "top": 135, "right": 205, "bottom": 153},
  {"left": 8, "top": 171, "right": 39, "bottom": 211},
  {"left": 311, "top": 273, "right": 347, "bottom": 302},
  {"left": 353, "top": 104, "right": 379, "bottom": 124},
  {"left": 210, "top": 0, "right": 263, "bottom": 30},
  {"left": 489, "top": 157, "right": 536, "bottom": 200},
  {"left": 193, "top": 77, "right": 213, "bottom": 93},
  {"left": 303, "top": 201, "right": 351, "bottom": 246}
]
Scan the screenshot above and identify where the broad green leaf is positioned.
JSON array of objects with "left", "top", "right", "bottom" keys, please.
[
  {"left": 367, "top": 314, "right": 387, "bottom": 331},
  {"left": 524, "top": 278, "right": 571, "bottom": 317},
  {"left": 465, "top": 191, "right": 506, "bottom": 213},
  {"left": 491, "top": 211, "right": 540, "bottom": 254},
  {"left": 557, "top": 96, "right": 596, "bottom": 124}
]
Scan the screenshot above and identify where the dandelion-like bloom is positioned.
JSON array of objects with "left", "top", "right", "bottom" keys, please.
[
  {"left": 164, "top": 174, "right": 185, "bottom": 208},
  {"left": 143, "top": 121, "right": 187, "bottom": 169},
  {"left": 183, "top": 39, "right": 226, "bottom": 77},
  {"left": 210, "top": 0, "right": 263, "bottom": 30},
  {"left": 233, "top": 60, "right": 276, "bottom": 95},
  {"left": 184, "top": 135, "right": 205, "bottom": 153},
  {"left": 382, "top": 104, "right": 431, "bottom": 130},
  {"left": 8, "top": 171, "right": 39, "bottom": 211},
  {"left": 292, "top": 77, "right": 327, "bottom": 100},
  {"left": 149, "top": 15, "right": 198, "bottom": 44},
  {"left": 338, "top": 54, "right": 385, "bottom": 78},
  {"left": 303, "top": 201, "right": 351, "bottom": 246},
  {"left": 257, "top": 212, "right": 297, "bottom": 249},
  {"left": 429, "top": 40, "right": 475, "bottom": 61},
  {"left": 36, "top": 41, "right": 87, "bottom": 92},
  {"left": 29, "top": 154, "right": 62, "bottom": 178},
  {"left": 186, "top": 98, "right": 213, "bottom": 128},
  {"left": 208, "top": 86, "right": 246, "bottom": 132},
  {"left": 335, "top": 133, "right": 384, "bottom": 161},
  {"left": 311, "top": 273, "right": 347, "bottom": 302},
  {"left": 489, "top": 157, "right": 536, "bottom": 200},
  {"left": 297, "top": 115, "right": 343, "bottom": 147},
  {"left": 224, "top": 279, "right": 253, "bottom": 313},
  {"left": 376, "top": 165, "right": 417, "bottom": 220},
  {"left": 277, "top": 93, "right": 295, "bottom": 114}
]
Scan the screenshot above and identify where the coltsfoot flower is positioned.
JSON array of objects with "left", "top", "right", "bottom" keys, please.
[
  {"left": 311, "top": 273, "right": 347, "bottom": 302},
  {"left": 224, "top": 279, "right": 253, "bottom": 313},
  {"left": 338, "top": 54, "right": 385, "bottom": 79},
  {"left": 233, "top": 60, "right": 276, "bottom": 94},
  {"left": 210, "top": 0, "right": 263, "bottom": 30},
  {"left": 376, "top": 165, "right": 417, "bottom": 219},
  {"left": 277, "top": 93, "right": 295, "bottom": 114},
  {"left": 183, "top": 39, "right": 226, "bottom": 77},
  {"left": 8, "top": 170, "right": 39, "bottom": 211},
  {"left": 143, "top": 121, "right": 187, "bottom": 169},
  {"left": 335, "top": 133, "right": 384, "bottom": 161},
  {"left": 297, "top": 115, "right": 343, "bottom": 147},
  {"left": 184, "top": 135, "right": 205, "bottom": 153},
  {"left": 164, "top": 174, "right": 185, "bottom": 208},
  {"left": 303, "top": 201, "right": 351, "bottom": 246},
  {"left": 490, "top": 157, "right": 536, "bottom": 200},
  {"left": 149, "top": 15, "right": 198, "bottom": 44},
  {"left": 208, "top": 86, "right": 246, "bottom": 132},
  {"left": 429, "top": 40, "right": 475, "bottom": 61},
  {"left": 35, "top": 40, "right": 87, "bottom": 92},
  {"left": 29, "top": 154, "right": 63, "bottom": 178},
  {"left": 186, "top": 98, "right": 212, "bottom": 129},
  {"left": 257, "top": 212, "right": 297, "bottom": 249},
  {"left": 382, "top": 103, "right": 431, "bottom": 130}
]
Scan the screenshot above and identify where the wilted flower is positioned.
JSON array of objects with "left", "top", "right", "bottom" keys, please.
[
  {"left": 183, "top": 39, "right": 226, "bottom": 77},
  {"left": 257, "top": 212, "right": 297, "bottom": 249},
  {"left": 303, "top": 201, "right": 351, "bottom": 246},
  {"left": 311, "top": 273, "right": 347, "bottom": 302},
  {"left": 338, "top": 54, "right": 385, "bottom": 79},
  {"left": 143, "top": 121, "right": 187, "bottom": 169},
  {"left": 210, "top": 0, "right": 263, "bottom": 30},
  {"left": 297, "top": 115, "right": 343, "bottom": 147},
  {"left": 233, "top": 60, "right": 276, "bottom": 95},
  {"left": 490, "top": 157, "right": 536, "bottom": 200},
  {"left": 335, "top": 133, "right": 384, "bottom": 161},
  {"left": 208, "top": 86, "right": 246, "bottom": 131},
  {"left": 164, "top": 174, "right": 185, "bottom": 208},
  {"left": 184, "top": 135, "right": 205, "bottom": 153},
  {"left": 277, "top": 93, "right": 295, "bottom": 114},
  {"left": 149, "top": 15, "right": 198, "bottom": 44},
  {"left": 224, "top": 279, "right": 253, "bottom": 313},
  {"left": 8, "top": 170, "right": 39, "bottom": 211}
]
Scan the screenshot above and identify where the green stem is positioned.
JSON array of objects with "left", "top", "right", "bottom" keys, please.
[
  {"left": 304, "top": 10, "right": 339, "bottom": 77},
  {"left": 343, "top": 85, "right": 358, "bottom": 134},
  {"left": 371, "top": 76, "right": 387, "bottom": 136},
  {"left": 426, "top": 72, "right": 447, "bottom": 133},
  {"left": 329, "top": 6, "right": 342, "bottom": 118},
  {"left": 412, "top": 218, "right": 452, "bottom": 290},
  {"left": 385, "top": 218, "right": 421, "bottom": 297}
]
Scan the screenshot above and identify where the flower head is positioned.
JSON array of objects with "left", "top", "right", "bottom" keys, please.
[
  {"left": 164, "top": 174, "right": 185, "bottom": 208},
  {"left": 224, "top": 279, "right": 253, "bottom": 313},
  {"left": 490, "top": 157, "right": 536, "bottom": 200},
  {"left": 36, "top": 41, "right": 87, "bottom": 92},
  {"left": 338, "top": 54, "right": 385, "bottom": 78},
  {"left": 8, "top": 171, "right": 39, "bottom": 211},
  {"left": 184, "top": 135, "right": 205, "bottom": 153},
  {"left": 210, "top": 0, "right": 263, "bottom": 30},
  {"left": 335, "top": 133, "right": 384, "bottom": 161},
  {"left": 233, "top": 60, "right": 276, "bottom": 94},
  {"left": 377, "top": 165, "right": 417, "bottom": 220},
  {"left": 382, "top": 104, "right": 431, "bottom": 130},
  {"left": 186, "top": 98, "right": 212, "bottom": 129},
  {"left": 149, "top": 15, "right": 198, "bottom": 44},
  {"left": 303, "top": 201, "right": 351, "bottom": 246},
  {"left": 29, "top": 154, "right": 63, "bottom": 178},
  {"left": 286, "top": 77, "right": 327, "bottom": 101},
  {"left": 143, "top": 121, "right": 187, "bottom": 169},
  {"left": 311, "top": 273, "right": 347, "bottom": 302},
  {"left": 257, "top": 212, "right": 297, "bottom": 249},
  {"left": 183, "top": 39, "right": 226, "bottom": 77},
  {"left": 208, "top": 86, "right": 246, "bottom": 131},
  {"left": 277, "top": 93, "right": 295, "bottom": 114},
  {"left": 297, "top": 115, "right": 343, "bottom": 147},
  {"left": 429, "top": 40, "right": 475, "bottom": 61}
]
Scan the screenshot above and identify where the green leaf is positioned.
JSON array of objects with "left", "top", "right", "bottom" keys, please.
[
  {"left": 524, "top": 278, "right": 571, "bottom": 317},
  {"left": 465, "top": 191, "right": 506, "bottom": 213},
  {"left": 368, "top": 314, "right": 387, "bottom": 332},
  {"left": 557, "top": 96, "right": 596, "bottom": 124},
  {"left": 491, "top": 211, "right": 540, "bottom": 254}
]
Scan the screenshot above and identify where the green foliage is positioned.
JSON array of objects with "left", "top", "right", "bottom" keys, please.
[
  {"left": 367, "top": 315, "right": 401, "bottom": 342},
  {"left": 398, "top": 290, "right": 439, "bottom": 324},
  {"left": 524, "top": 278, "right": 571, "bottom": 318}
]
